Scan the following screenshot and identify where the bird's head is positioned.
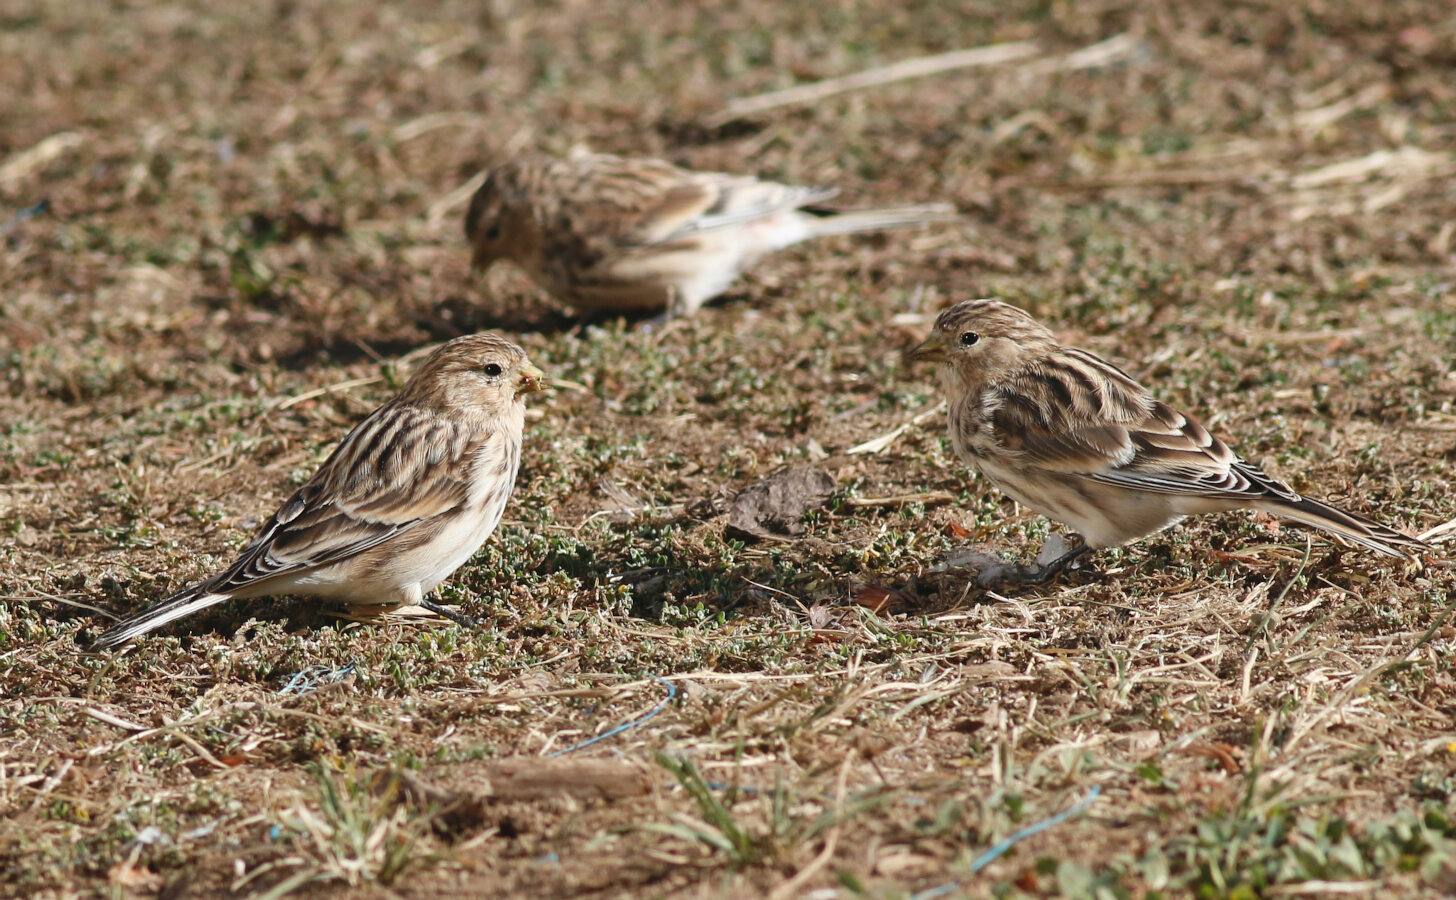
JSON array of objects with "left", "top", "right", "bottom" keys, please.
[
  {"left": 463, "top": 168, "right": 515, "bottom": 271},
  {"left": 908, "top": 299, "right": 1058, "bottom": 388},
  {"left": 402, "top": 334, "right": 546, "bottom": 414}
]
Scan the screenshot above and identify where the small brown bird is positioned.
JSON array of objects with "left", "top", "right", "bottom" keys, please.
[
  {"left": 94, "top": 335, "right": 546, "bottom": 648},
  {"left": 464, "top": 150, "right": 963, "bottom": 318},
  {"left": 909, "top": 299, "right": 1429, "bottom": 584}
]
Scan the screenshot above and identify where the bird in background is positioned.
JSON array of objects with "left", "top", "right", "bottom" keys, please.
[
  {"left": 93, "top": 334, "right": 546, "bottom": 649},
  {"left": 464, "top": 149, "right": 964, "bottom": 319},
  {"left": 909, "top": 299, "right": 1430, "bottom": 585}
]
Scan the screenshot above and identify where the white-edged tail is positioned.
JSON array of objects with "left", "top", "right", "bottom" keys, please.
[
  {"left": 93, "top": 587, "right": 233, "bottom": 650},
  {"left": 803, "top": 203, "right": 964, "bottom": 239},
  {"left": 1264, "top": 496, "right": 1430, "bottom": 561}
]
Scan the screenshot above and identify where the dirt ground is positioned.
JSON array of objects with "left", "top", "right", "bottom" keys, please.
[{"left": 3, "top": 1, "right": 1456, "bottom": 897}]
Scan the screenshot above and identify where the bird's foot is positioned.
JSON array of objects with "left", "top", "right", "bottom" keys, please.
[
  {"left": 419, "top": 598, "right": 483, "bottom": 628},
  {"left": 636, "top": 311, "right": 671, "bottom": 334},
  {"left": 638, "top": 286, "right": 699, "bottom": 337},
  {"left": 639, "top": 305, "right": 688, "bottom": 340},
  {"left": 960, "top": 534, "right": 1094, "bottom": 588}
]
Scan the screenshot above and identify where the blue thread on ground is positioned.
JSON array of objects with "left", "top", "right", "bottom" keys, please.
[
  {"left": 906, "top": 784, "right": 1102, "bottom": 899},
  {"left": 548, "top": 674, "right": 676, "bottom": 757},
  {"left": 970, "top": 784, "right": 1101, "bottom": 872}
]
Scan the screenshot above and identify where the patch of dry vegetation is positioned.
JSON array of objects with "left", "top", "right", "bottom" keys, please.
[{"left": 3, "top": 0, "right": 1455, "bottom": 897}]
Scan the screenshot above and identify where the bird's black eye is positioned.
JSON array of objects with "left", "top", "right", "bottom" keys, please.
[
  {"left": 960, "top": 331, "right": 980, "bottom": 347},
  {"left": 483, "top": 363, "right": 503, "bottom": 377},
  {"left": 484, "top": 225, "right": 501, "bottom": 241}
]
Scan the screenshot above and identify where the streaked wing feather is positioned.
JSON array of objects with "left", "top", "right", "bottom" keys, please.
[
  {"left": 571, "top": 157, "right": 835, "bottom": 244},
  {"left": 992, "top": 383, "right": 1301, "bottom": 502},
  {"left": 632, "top": 182, "right": 724, "bottom": 243},
  {"left": 668, "top": 177, "right": 835, "bottom": 236},
  {"left": 204, "top": 407, "right": 482, "bottom": 595},
  {"left": 987, "top": 374, "right": 1138, "bottom": 471},
  {"left": 996, "top": 418, "right": 1137, "bottom": 472},
  {"left": 1103, "top": 420, "right": 1300, "bottom": 502},
  {"left": 548, "top": 155, "right": 711, "bottom": 246}
]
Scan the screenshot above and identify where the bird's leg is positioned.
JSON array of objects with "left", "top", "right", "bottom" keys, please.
[
  {"left": 419, "top": 597, "right": 483, "bottom": 627},
  {"left": 639, "top": 286, "right": 684, "bottom": 336},
  {"left": 664, "top": 284, "right": 686, "bottom": 320},
  {"left": 974, "top": 533, "right": 1092, "bottom": 588},
  {"left": 1018, "top": 533, "right": 1092, "bottom": 584}
]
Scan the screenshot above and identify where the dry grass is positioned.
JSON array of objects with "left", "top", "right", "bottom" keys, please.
[{"left": 3, "top": 0, "right": 1456, "bottom": 897}]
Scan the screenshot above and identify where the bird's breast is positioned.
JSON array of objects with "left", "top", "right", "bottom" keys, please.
[{"left": 947, "top": 391, "right": 997, "bottom": 467}]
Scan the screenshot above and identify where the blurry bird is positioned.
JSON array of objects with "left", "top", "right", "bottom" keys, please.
[
  {"left": 909, "top": 299, "right": 1430, "bottom": 585},
  {"left": 464, "top": 149, "right": 963, "bottom": 318},
  {"left": 93, "top": 334, "right": 546, "bottom": 648}
]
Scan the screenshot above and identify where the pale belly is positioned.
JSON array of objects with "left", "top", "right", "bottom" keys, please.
[{"left": 973, "top": 455, "right": 1187, "bottom": 550}]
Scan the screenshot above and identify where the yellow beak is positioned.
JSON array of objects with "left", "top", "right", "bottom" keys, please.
[
  {"left": 908, "top": 334, "right": 949, "bottom": 364},
  {"left": 519, "top": 363, "right": 546, "bottom": 393}
]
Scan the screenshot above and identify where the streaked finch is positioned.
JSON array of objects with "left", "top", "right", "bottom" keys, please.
[
  {"left": 909, "top": 299, "right": 1430, "bottom": 584},
  {"left": 94, "top": 334, "right": 545, "bottom": 648},
  {"left": 465, "top": 150, "right": 962, "bottom": 318}
]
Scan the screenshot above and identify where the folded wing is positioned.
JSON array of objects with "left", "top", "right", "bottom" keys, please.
[{"left": 200, "top": 406, "right": 484, "bottom": 596}]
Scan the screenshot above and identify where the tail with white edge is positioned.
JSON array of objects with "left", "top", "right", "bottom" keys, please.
[
  {"left": 1261, "top": 496, "right": 1431, "bottom": 560},
  {"left": 92, "top": 586, "right": 234, "bottom": 649},
  {"left": 802, "top": 202, "right": 965, "bottom": 239}
]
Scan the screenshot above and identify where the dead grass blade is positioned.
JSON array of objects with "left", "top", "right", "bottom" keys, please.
[
  {"left": 1417, "top": 515, "right": 1456, "bottom": 545},
  {"left": 845, "top": 491, "right": 955, "bottom": 508},
  {"left": 767, "top": 752, "right": 854, "bottom": 900},
  {"left": 709, "top": 41, "right": 1040, "bottom": 125},
  {"left": 15, "top": 592, "right": 118, "bottom": 619},
  {"left": 847, "top": 400, "right": 946, "bottom": 455},
  {"left": 271, "top": 376, "right": 384, "bottom": 411},
  {"left": 712, "top": 33, "right": 1139, "bottom": 125},
  {"left": 0, "top": 131, "right": 86, "bottom": 187}
]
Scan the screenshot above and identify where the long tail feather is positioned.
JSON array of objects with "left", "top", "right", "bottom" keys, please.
[
  {"left": 1262, "top": 496, "right": 1430, "bottom": 560},
  {"left": 92, "top": 587, "right": 233, "bottom": 649},
  {"left": 803, "top": 203, "right": 964, "bottom": 238}
]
